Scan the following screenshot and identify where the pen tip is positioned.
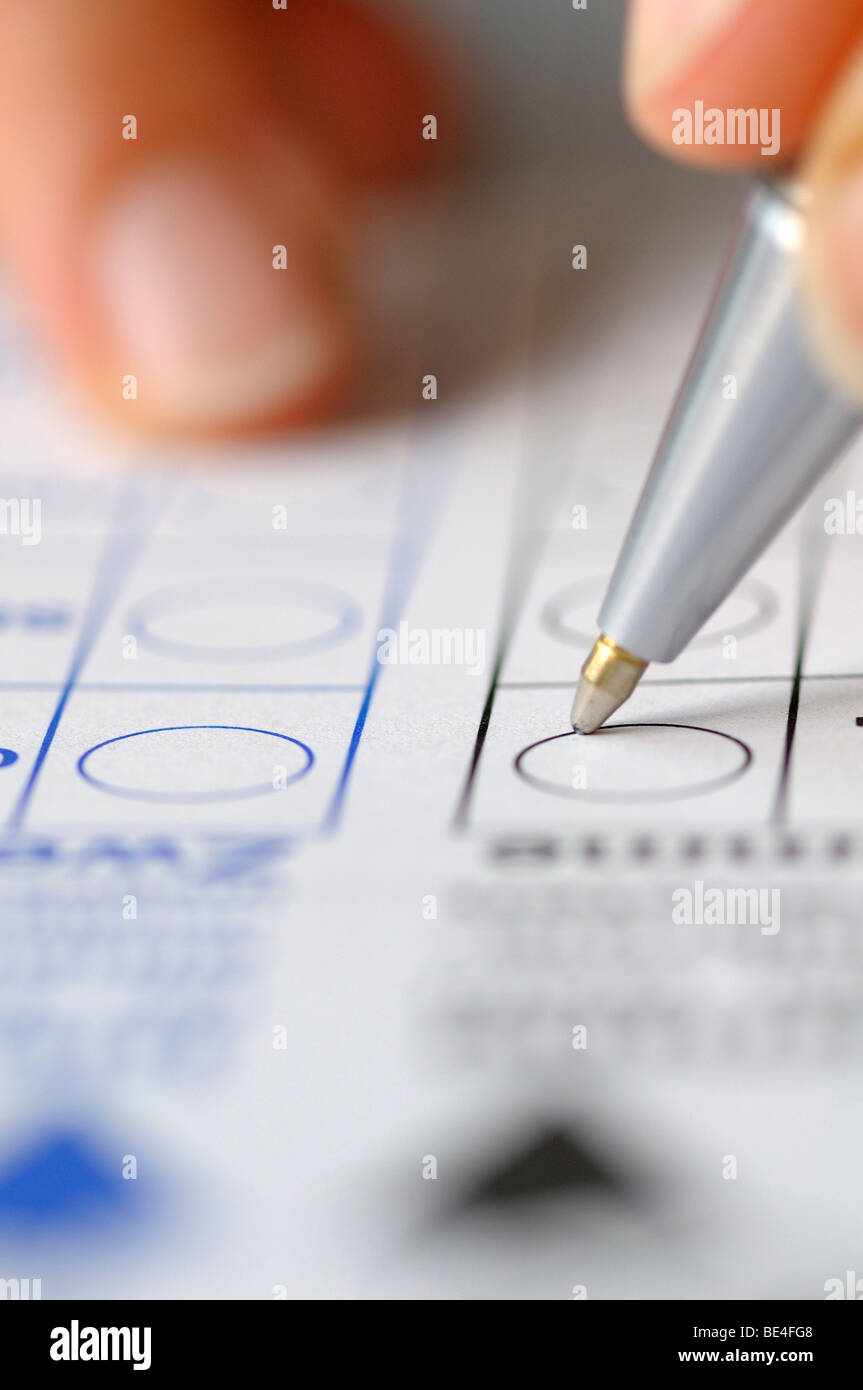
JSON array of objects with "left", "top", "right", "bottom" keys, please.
[
  {"left": 570, "top": 635, "right": 648, "bottom": 734},
  {"left": 570, "top": 676, "right": 620, "bottom": 734}
]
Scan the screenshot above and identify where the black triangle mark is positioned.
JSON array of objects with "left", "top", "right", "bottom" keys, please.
[{"left": 463, "top": 1125, "right": 625, "bottom": 1208}]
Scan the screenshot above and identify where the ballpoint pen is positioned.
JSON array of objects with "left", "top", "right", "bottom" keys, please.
[{"left": 571, "top": 177, "right": 863, "bottom": 734}]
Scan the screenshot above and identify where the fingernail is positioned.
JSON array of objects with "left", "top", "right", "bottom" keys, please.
[
  {"left": 624, "top": 0, "right": 747, "bottom": 102},
  {"left": 92, "top": 161, "right": 343, "bottom": 425}
]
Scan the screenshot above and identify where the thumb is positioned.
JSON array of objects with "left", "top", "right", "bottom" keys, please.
[{"left": 0, "top": 2, "right": 360, "bottom": 435}]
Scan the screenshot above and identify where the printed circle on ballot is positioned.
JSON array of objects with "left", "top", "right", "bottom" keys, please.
[
  {"left": 127, "top": 577, "right": 362, "bottom": 662},
  {"left": 541, "top": 576, "right": 777, "bottom": 650},
  {"left": 515, "top": 724, "right": 752, "bottom": 804},
  {"left": 77, "top": 725, "right": 314, "bottom": 804}
]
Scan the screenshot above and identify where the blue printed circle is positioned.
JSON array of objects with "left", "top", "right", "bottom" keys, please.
[
  {"left": 77, "top": 725, "right": 314, "bottom": 804},
  {"left": 127, "top": 579, "right": 361, "bottom": 663},
  {"left": 0, "top": 748, "right": 18, "bottom": 768}
]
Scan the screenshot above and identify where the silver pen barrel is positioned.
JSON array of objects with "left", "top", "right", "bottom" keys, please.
[
  {"left": 601, "top": 178, "right": 860, "bottom": 662},
  {"left": 572, "top": 178, "right": 862, "bottom": 734}
]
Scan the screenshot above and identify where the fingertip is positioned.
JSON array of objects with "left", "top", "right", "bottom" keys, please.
[
  {"left": 75, "top": 146, "right": 354, "bottom": 436},
  {"left": 624, "top": 0, "right": 863, "bottom": 169},
  {"left": 803, "top": 41, "right": 863, "bottom": 407},
  {"left": 103, "top": 173, "right": 335, "bottom": 427},
  {"left": 76, "top": 331, "right": 356, "bottom": 442},
  {"left": 623, "top": 0, "right": 751, "bottom": 164},
  {"left": 623, "top": 0, "right": 743, "bottom": 112},
  {"left": 804, "top": 174, "right": 863, "bottom": 408}
]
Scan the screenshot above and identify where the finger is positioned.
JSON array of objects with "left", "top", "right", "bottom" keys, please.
[
  {"left": 624, "top": 0, "right": 863, "bottom": 167},
  {"left": 263, "top": 0, "right": 448, "bottom": 185},
  {"left": 803, "top": 35, "right": 863, "bottom": 405},
  {"left": 0, "top": 1, "right": 432, "bottom": 436}
]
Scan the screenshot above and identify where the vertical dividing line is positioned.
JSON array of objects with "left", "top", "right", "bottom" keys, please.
[
  {"left": 771, "top": 633, "right": 806, "bottom": 825},
  {"left": 321, "top": 440, "right": 456, "bottom": 836},
  {"left": 771, "top": 516, "right": 827, "bottom": 823},
  {"left": 451, "top": 178, "right": 578, "bottom": 828},
  {"left": 7, "top": 478, "right": 156, "bottom": 832},
  {"left": 451, "top": 653, "right": 503, "bottom": 832},
  {"left": 452, "top": 518, "right": 548, "bottom": 830}
]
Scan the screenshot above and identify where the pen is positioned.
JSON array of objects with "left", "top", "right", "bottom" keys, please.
[{"left": 571, "top": 177, "right": 863, "bottom": 735}]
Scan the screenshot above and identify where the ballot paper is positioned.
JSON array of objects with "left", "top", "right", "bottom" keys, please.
[
  {"left": 2, "top": 251, "right": 863, "bottom": 1303},
  {"left": 2, "top": 0, "right": 863, "bottom": 1290}
]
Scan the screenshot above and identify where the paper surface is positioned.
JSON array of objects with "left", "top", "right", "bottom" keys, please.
[
  {"left": 2, "top": 268, "right": 863, "bottom": 1300},
  {"left": 1, "top": 0, "right": 862, "bottom": 1291}
]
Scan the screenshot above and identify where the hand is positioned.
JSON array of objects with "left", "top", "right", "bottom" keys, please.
[
  {"left": 0, "top": 1, "right": 438, "bottom": 436},
  {"left": 624, "top": 0, "right": 863, "bottom": 404}
]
